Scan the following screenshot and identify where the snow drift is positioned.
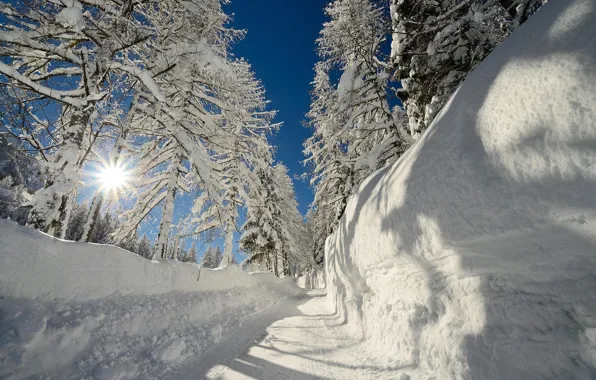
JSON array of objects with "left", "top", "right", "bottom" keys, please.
[
  {"left": 325, "top": 0, "right": 596, "bottom": 379},
  {"left": 0, "top": 220, "right": 301, "bottom": 379}
]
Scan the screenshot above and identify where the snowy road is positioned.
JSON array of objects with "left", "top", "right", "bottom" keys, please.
[{"left": 170, "top": 289, "right": 412, "bottom": 380}]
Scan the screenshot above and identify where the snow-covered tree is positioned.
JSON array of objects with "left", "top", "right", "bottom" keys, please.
[
  {"left": 80, "top": 109, "right": 137, "bottom": 243},
  {"left": 175, "top": 240, "right": 188, "bottom": 262},
  {"left": 240, "top": 168, "right": 281, "bottom": 272},
  {"left": 99, "top": 0, "right": 278, "bottom": 262},
  {"left": 64, "top": 202, "right": 87, "bottom": 241},
  {"left": 241, "top": 164, "right": 312, "bottom": 276},
  {"left": 389, "top": 0, "right": 545, "bottom": 135},
  {"left": 92, "top": 212, "right": 116, "bottom": 244},
  {"left": 118, "top": 228, "right": 139, "bottom": 255},
  {"left": 187, "top": 243, "right": 198, "bottom": 264},
  {"left": 0, "top": 133, "right": 44, "bottom": 224},
  {"left": 114, "top": 138, "right": 190, "bottom": 259},
  {"left": 304, "top": 0, "right": 412, "bottom": 261},
  {"left": 1, "top": 0, "right": 281, "bottom": 276},
  {"left": 201, "top": 246, "right": 222, "bottom": 269},
  {"left": 0, "top": 0, "right": 171, "bottom": 235},
  {"left": 272, "top": 164, "right": 313, "bottom": 276},
  {"left": 61, "top": 200, "right": 120, "bottom": 245},
  {"left": 137, "top": 235, "right": 153, "bottom": 259}
]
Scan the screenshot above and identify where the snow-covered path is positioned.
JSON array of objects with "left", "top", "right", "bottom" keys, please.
[{"left": 171, "top": 289, "right": 411, "bottom": 380}]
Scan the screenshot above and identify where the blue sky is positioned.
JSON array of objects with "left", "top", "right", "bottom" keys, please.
[{"left": 225, "top": 0, "right": 329, "bottom": 215}]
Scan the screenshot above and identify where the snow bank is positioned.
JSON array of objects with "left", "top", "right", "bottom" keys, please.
[
  {"left": 0, "top": 220, "right": 301, "bottom": 379},
  {"left": 296, "top": 267, "right": 326, "bottom": 289},
  {"left": 0, "top": 219, "right": 290, "bottom": 302},
  {"left": 325, "top": 1, "right": 596, "bottom": 379}
]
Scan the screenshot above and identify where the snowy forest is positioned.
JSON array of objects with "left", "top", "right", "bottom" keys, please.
[
  {"left": 3, "top": 0, "right": 596, "bottom": 379},
  {"left": 304, "top": 0, "right": 546, "bottom": 263},
  {"left": 0, "top": 0, "right": 311, "bottom": 275},
  {"left": 0, "top": 0, "right": 546, "bottom": 275}
]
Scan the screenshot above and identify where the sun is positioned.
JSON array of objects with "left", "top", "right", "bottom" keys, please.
[{"left": 98, "top": 163, "right": 130, "bottom": 191}]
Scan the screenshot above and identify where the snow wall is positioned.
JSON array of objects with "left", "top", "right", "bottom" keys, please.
[
  {"left": 0, "top": 219, "right": 291, "bottom": 302},
  {"left": 325, "top": 1, "right": 596, "bottom": 379},
  {"left": 0, "top": 220, "right": 301, "bottom": 379},
  {"left": 296, "top": 267, "right": 326, "bottom": 289}
]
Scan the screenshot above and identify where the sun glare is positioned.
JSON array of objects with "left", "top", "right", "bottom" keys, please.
[{"left": 99, "top": 164, "right": 129, "bottom": 191}]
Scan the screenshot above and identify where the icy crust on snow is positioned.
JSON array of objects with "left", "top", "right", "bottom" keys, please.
[
  {"left": 325, "top": 0, "right": 596, "bottom": 379},
  {"left": 0, "top": 220, "right": 301, "bottom": 379}
]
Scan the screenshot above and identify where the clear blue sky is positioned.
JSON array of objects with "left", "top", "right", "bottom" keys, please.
[{"left": 225, "top": 0, "right": 329, "bottom": 215}]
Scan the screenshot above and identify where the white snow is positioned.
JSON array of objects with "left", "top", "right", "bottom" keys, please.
[
  {"left": 325, "top": 0, "right": 596, "bottom": 379},
  {"left": 0, "top": 220, "right": 293, "bottom": 301},
  {"left": 0, "top": 220, "right": 301, "bottom": 379},
  {"left": 170, "top": 289, "right": 409, "bottom": 380},
  {"left": 296, "top": 268, "right": 326, "bottom": 290},
  {"left": 56, "top": 6, "right": 86, "bottom": 32},
  {"left": 1, "top": 1, "right": 596, "bottom": 379}
]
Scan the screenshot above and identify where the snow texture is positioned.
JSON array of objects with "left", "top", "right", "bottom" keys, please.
[
  {"left": 296, "top": 268, "right": 326, "bottom": 290},
  {"left": 0, "top": 220, "right": 301, "bottom": 379},
  {"left": 171, "top": 289, "right": 416, "bottom": 380},
  {"left": 56, "top": 6, "right": 86, "bottom": 32},
  {"left": 325, "top": 0, "right": 596, "bottom": 379}
]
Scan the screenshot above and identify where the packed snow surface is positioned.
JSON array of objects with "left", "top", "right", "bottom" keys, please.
[
  {"left": 0, "top": 220, "right": 301, "bottom": 379},
  {"left": 171, "top": 289, "right": 414, "bottom": 380},
  {"left": 325, "top": 0, "right": 596, "bottom": 379}
]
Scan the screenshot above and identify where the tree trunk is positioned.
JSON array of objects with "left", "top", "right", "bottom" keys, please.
[
  {"left": 28, "top": 109, "right": 90, "bottom": 235},
  {"left": 81, "top": 193, "right": 103, "bottom": 242},
  {"left": 152, "top": 154, "right": 179, "bottom": 260},
  {"left": 172, "top": 234, "right": 180, "bottom": 261},
  {"left": 60, "top": 187, "right": 77, "bottom": 239},
  {"left": 219, "top": 223, "right": 235, "bottom": 267},
  {"left": 273, "top": 249, "right": 279, "bottom": 276},
  {"left": 283, "top": 250, "right": 290, "bottom": 277}
]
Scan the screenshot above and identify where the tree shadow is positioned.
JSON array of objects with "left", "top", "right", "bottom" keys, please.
[
  {"left": 216, "top": 354, "right": 330, "bottom": 380},
  {"left": 169, "top": 295, "right": 317, "bottom": 380},
  {"left": 256, "top": 343, "right": 416, "bottom": 373},
  {"left": 325, "top": 0, "right": 596, "bottom": 377}
]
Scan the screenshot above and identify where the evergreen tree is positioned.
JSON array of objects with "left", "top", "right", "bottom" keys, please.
[
  {"left": 389, "top": 0, "right": 545, "bottom": 135},
  {"left": 239, "top": 168, "right": 280, "bottom": 273},
  {"left": 119, "top": 229, "right": 140, "bottom": 255},
  {"left": 92, "top": 212, "right": 116, "bottom": 244},
  {"left": 65, "top": 203, "right": 89, "bottom": 242},
  {"left": 201, "top": 246, "right": 222, "bottom": 269},
  {"left": 137, "top": 235, "right": 153, "bottom": 259},
  {"left": 304, "top": 0, "right": 411, "bottom": 263},
  {"left": 241, "top": 164, "right": 312, "bottom": 276},
  {"left": 214, "top": 246, "right": 223, "bottom": 268},
  {"left": 188, "top": 243, "right": 198, "bottom": 264}
]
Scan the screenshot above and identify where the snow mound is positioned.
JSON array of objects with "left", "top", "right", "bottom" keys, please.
[
  {"left": 0, "top": 220, "right": 301, "bottom": 379},
  {"left": 0, "top": 219, "right": 291, "bottom": 302},
  {"left": 325, "top": 1, "right": 596, "bottom": 379}
]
